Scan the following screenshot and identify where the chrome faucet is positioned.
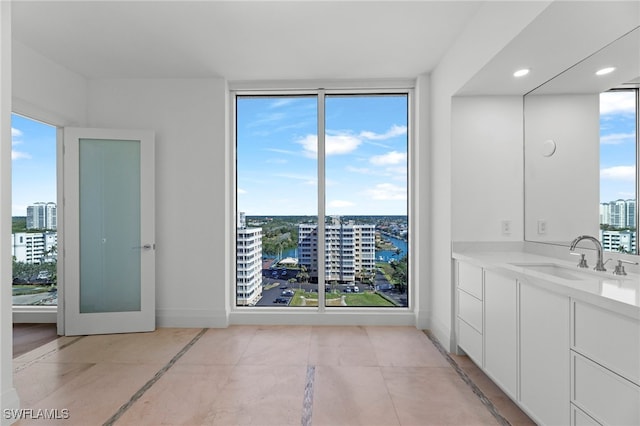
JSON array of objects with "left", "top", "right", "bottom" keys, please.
[{"left": 569, "top": 235, "right": 606, "bottom": 271}]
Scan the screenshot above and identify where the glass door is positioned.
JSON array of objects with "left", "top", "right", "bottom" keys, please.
[{"left": 62, "top": 128, "right": 155, "bottom": 335}]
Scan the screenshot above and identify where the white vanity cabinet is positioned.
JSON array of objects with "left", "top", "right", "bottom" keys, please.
[
  {"left": 454, "top": 254, "right": 640, "bottom": 426},
  {"left": 570, "top": 301, "right": 640, "bottom": 425},
  {"left": 456, "top": 261, "right": 484, "bottom": 366},
  {"left": 519, "top": 281, "right": 570, "bottom": 426},
  {"left": 484, "top": 269, "right": 517, "bottom": 399}
]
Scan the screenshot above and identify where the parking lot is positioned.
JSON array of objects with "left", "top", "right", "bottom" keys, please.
[{"left": 255, "top": 267, "right": 406, "bottom": 307}]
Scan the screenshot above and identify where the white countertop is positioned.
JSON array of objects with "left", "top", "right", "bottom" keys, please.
[{"left": 452, "top": 249, "right": 640, "bottom": 319}]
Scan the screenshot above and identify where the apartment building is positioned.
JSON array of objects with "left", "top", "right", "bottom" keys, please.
[
  {"left": 236, "top": 213, "right": 263, "bottom": 306},
  {"left": 600, "top": 229, "right": 637, "bottom": 254},
  {"left": 298, "top": 217, "right": 376, "bottom": 284},
  {"left": 11, "top": 232, "right": 57, "bottom": 264}
]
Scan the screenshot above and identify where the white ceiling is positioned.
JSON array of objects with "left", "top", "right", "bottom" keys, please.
[
  {"left": 12, "top": 1, "right": 640, "bottom": 95},
  {"left": 458, "top": 1, "right": 640, "bottom": 95},
  {"left": 11, "top": 0, "right": 483, "bottom": 81}
]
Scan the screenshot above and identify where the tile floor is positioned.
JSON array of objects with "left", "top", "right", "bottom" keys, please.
[{"left": 12, "top": 326, "right": 532, "bottom": 425}]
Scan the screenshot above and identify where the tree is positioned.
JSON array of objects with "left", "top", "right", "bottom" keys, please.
[
  {"left": 296, "top": 265, "right": 309, "bottom": 284},
  {"left": 390, "top": 255, "right": 408, "bottom": 294}
]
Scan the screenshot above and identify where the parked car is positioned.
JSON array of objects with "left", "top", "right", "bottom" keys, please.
[
  {"left": 353, "top": 286, "right": 360, "bottom": 293},
  {"left": 273, "top": 297, "right": 288, "bottom": 304}
]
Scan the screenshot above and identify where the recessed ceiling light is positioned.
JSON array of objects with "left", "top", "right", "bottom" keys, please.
[
  {"left": 596, "top": 67, "right": 616, "bottom": 76},
  {"left": 513, "top": 69, "right": 530, "bottom": 77}
]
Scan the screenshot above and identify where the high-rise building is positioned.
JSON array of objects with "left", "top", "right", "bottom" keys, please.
[
  {"left": 298, "top": 217, "right": 376, "bottom": 283},
  {"left": 26, "top": 202, "right": 57, "bottom": 230},
  {"left": 600, "top": 199, "right": 636, "bottom": 228},
  {"left": 236, "top": 212, "right": 263, "bottom": 306}
]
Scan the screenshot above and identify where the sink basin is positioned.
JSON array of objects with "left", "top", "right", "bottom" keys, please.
[{"left": 510, "top": 263, "right": 591, "bottom": 280}]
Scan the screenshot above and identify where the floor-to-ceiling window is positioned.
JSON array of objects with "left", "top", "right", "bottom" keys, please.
[
  {"left": 11, "top": 113, "right": 58, "bottom": 307},
  {"left": 235, "top": 90, "right": 409, "bottom": 308}
]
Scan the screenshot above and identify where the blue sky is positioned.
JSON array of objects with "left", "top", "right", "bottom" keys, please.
[
  {"left": 237, "top": 95, "right": 409, "bottom": 216},
  {"left": 11, "top": 113, "right": 57, "bottom": 216},
  {"left": 600, "top": 90, "right": 637, "bottom": 203}
]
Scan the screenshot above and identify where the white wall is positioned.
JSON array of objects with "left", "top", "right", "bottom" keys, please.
[
  {"left": 451, "top": 96, "right": 524, "bottom": 242},
  {"left": 524, "top": 94, "right": 600, "bottom": 243},
  {"left": 87, "top": 78, "right": 229, "bottom": 327},
  {"left": 12, "top": 41, "right": 87, "bottom": 127},
  {"left": 429, "top": 1, "right": 550, "bottom": 351}
]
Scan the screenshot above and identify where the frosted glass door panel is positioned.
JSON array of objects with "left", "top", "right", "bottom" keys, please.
[{"left": 79, "top": 139, "right": 141, "bottom": 313}]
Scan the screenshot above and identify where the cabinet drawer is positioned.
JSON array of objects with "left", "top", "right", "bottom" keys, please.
[
  {"left": 572, "top": 352, "right": 640, "bottom": 426},
  {"left": 573, "top": 301, "right": 640, "bottom": 385},
  {"left": 458, "top": 289, "right": 482, "bottom": 332},
  {"left": 458, "top": 318, "right": 483, "bottom": 366},
  {"left": 571, "top": 404, "right": 601, "bottom": 426},
  {"left": 457, "top": 261, "right": 483, "bottom": 299}
]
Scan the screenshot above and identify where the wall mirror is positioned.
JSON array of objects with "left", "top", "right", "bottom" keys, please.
[{"left": 524, "top": 26, "right": 640, "bottom": 255}]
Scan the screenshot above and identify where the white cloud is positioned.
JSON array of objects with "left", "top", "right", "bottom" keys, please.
[
  {"left": 247, "top": 112, "right": 286, "bottom": 128},
  {"left": 296, "top": 125, "right": 406, "bottom": 158},
  {"left": 600, "top": 165, "right": 636, "bottom": 181},
  {"left": 370, "top": 151, "right": 406, "bottom": 166},
  {"left": 297, "top": 133, "right": 361, "bottom": 158},
  {"left": 270, "top": 98, "right": 296, "bottom": 108},
  {"left": 360, "top": 125, "right": 407, "bottom": 140},
  {"left": 12, "top": 127, "right": 23, "bottom": 139},
  {"left": 346, "top": 166, "right": 374, "bottom": 174},
  {"left": 273, "top": 172, "right": 316, "bottom": 186},
  {"left": 237, "top": 188, "right": 247, "bottom": 195},
  {"left": 265, "top": 147, "right": 297, "bottom": 156},
  {"left": 601, "top": 132, "right": 635, "bottom": 145},
  {"left": 366, "top": 183, "right": 407, "bottom": 201},
  {"left": 328, "top": 200, "right": 355, "bottom": 208},
  {"left": 600, "top": 91, "right": 636, "bottom": 115},
  {"left": 12, "top": 151, "right": 31, "bottom": 160}
]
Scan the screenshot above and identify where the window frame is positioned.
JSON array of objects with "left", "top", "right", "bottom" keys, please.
[{"left": 230, "top": 84, "right": 415, "bottom": 317}]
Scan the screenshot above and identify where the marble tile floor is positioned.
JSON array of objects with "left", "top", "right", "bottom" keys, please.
[{"left": 11, "top": 326, "right": 533, "bottom": 425}]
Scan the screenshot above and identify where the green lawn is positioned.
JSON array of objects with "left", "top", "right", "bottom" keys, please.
[{"left": 289, "top": 290, "right": 395, "bottom": 307}]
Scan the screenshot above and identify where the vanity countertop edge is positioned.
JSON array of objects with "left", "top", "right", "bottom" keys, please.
[{"left": 452, "top": 249, "right": 640, "bottom": 319}]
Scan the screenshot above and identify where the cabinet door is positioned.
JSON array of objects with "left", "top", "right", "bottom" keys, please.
[
  {"left": 520, "top": 282, "right": 570, "bottom": 426},
  {"left": 484, "top": 270, "right": 517, "bottom": 398}
]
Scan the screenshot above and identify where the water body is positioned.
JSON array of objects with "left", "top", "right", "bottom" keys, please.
[
  {"left": 266, "top": 236, "right": 408, "bottom": 262},
  {"left": 376, "top": 235, "right": 408, "bottom": 262}
]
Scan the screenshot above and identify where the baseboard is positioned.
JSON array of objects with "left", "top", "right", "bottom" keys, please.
[
  {"left": 12, "top": 306, "right": 57, "bottom": 324},
  {"left": 229, "top": 310, "right": 416, "bottom": 326},
  {"left": 429, "top": 315, "right": 454, "bottom": 353},
  {"left": 156, "top": 309, "right": 229, "bottom": 328}
]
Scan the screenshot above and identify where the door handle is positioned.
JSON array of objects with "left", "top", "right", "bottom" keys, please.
[{"left": 133, "top": 244, "right": 154, "bottom": 250}]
